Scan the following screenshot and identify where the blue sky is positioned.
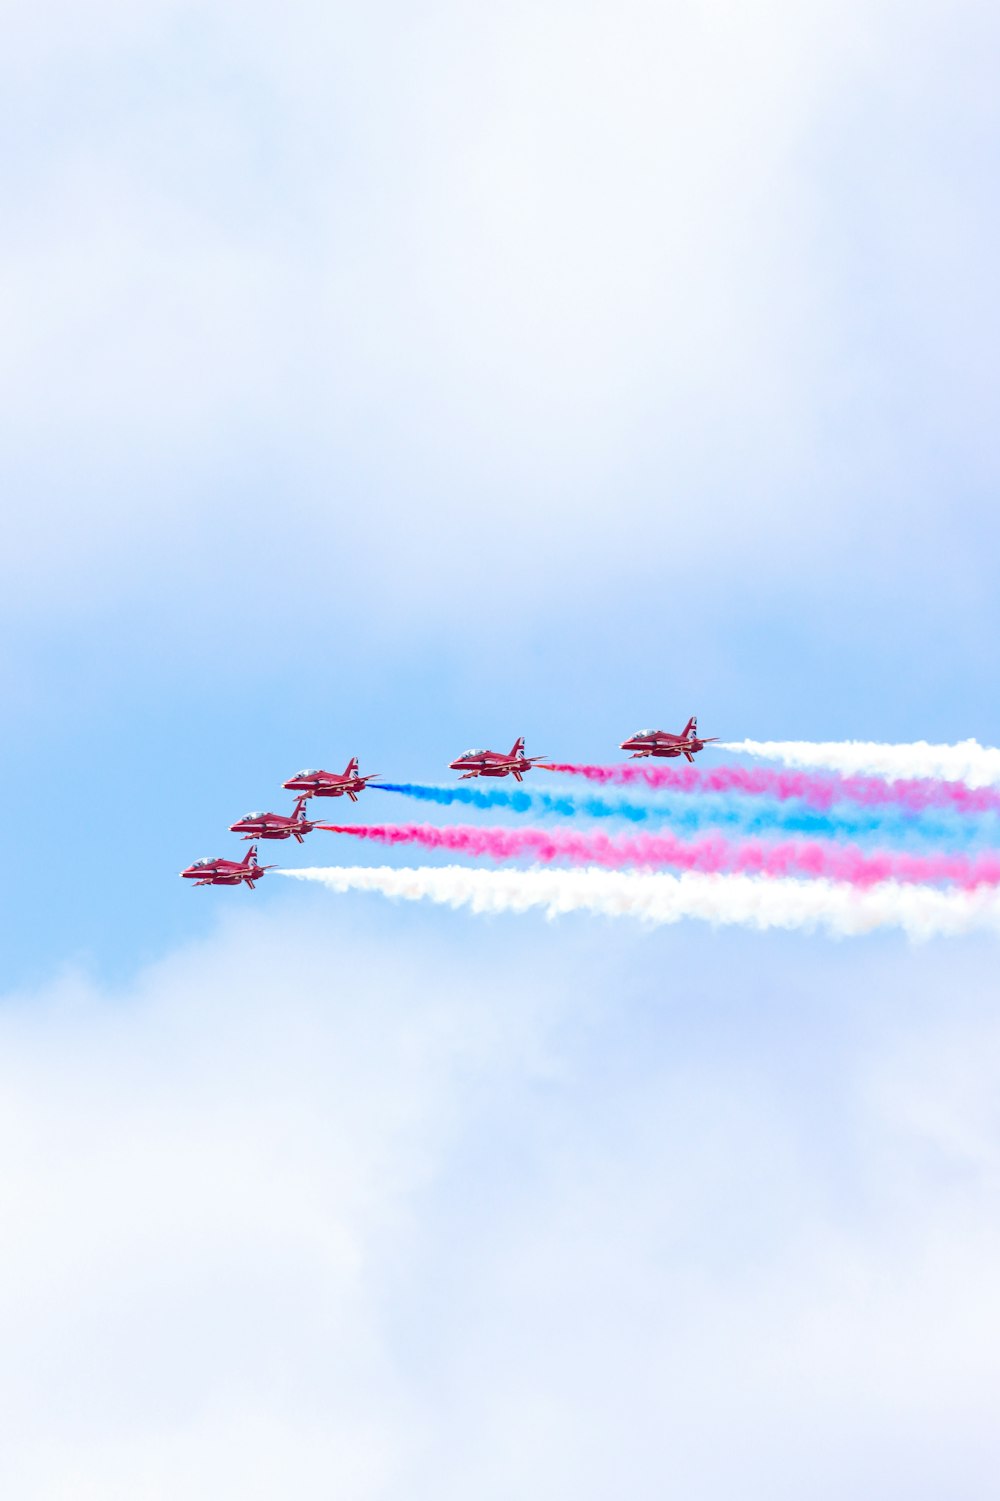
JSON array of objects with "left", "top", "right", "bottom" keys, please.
[{"left": 3, "top": 1, "right": 1000, "bottom": 1494}]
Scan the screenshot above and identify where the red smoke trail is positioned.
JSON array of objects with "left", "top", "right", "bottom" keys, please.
[
  {"left": 319, "top": 822, "right": 1000, "bottom": 889},
  {"left": 540, "top": 762, "right": 1000, "bottom": 816}
]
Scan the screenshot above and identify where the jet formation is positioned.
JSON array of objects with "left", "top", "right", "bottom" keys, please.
[{"left": 182, "top": 717, "right": 715, "bottom": 889}]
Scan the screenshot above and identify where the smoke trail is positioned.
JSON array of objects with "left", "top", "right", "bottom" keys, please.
[
  {"left": 544, "top": 761, "right": 1000, "bottom": 817},
  {"left": 720, "top": 739, "right": 1000, "bottom": 788},
  {"left": 371, "top": 782, "right": 993, "bottom": 849},
  {"left": 276, "top": 864, "right": 1000, "bottom": 940},
  {"left": 376, "top": 779, "right": 696, "bottom": 825},
  {"left": 377, "top": 781, "right": 540, "bottom": 814},
  {"left": 320, "top": 822, "right": 1000, "bottom": 889}
]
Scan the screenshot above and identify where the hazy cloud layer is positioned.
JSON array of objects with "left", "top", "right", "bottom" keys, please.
[
  {"left": 2, "top": 908, "right": 999, "bottom": 1498},
  {"left": 2, "top": 0, "right": 998, "bottom": 622}
]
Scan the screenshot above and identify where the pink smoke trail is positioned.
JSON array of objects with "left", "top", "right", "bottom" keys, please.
[
  {"left": 318, "top": 822, "right": 1000, "bottom": 890},
  {"left": 540, "top": 761, "right": 1000, "bottom": 816}
]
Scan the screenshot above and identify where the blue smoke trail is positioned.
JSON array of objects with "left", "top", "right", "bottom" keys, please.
[{"left": 372, "top": 783, "right": 1000, "bottom": 850}]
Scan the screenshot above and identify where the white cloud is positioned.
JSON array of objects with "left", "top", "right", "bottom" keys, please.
[
  {"left": 2, "top": 0, "right": 997, "bottom": 622},
  {"left": 1, "top": 910, "right": 1000, "bottom": 1497},
  {"left": 0, "top": 910, "right": 570, "bottom": 1498}
]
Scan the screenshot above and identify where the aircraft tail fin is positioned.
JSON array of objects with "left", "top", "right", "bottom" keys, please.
[
  {"left": 344, "top": 756, "right": 359, "bottom": 778},
  {"left": 681, "top": 716, "right": 697, "bottom": 740},
  {"left": 509, "top": 736, "right": 525, "bottom": 759},
  {"left": 292, "top": 795, "right": 310, "bottom": 819},
  {"left": 243, "top": 844, "right": 258, "bottom": 866}
]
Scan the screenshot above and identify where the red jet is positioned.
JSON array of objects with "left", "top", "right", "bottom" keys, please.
[
  {"left": 180, "top": 845, "right": 273, "bottom": 890},
  {"left": 282, "top": 758, "right": 380, "bottom": 803},
  {"left": 620, "top": 716, "right": 719, "bottom": 763},
  {"left": 449, "top": 737, "right": 548, "bottom": 782},
  {"left": 229, "top": 796, "right": 317, "bottom": 843}
]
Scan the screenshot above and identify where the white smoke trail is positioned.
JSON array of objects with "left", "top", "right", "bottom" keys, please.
[
  {"left": 719, "top": 738, "right": 1000, "bottom": 788},
  {"left": 276, "top": 865, "right": 1000, "bottom": 940}
]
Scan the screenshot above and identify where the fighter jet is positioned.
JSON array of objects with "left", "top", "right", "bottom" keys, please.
[
  {"left": 180, "top": 845, "right": 273, "bottom": 889},
  {"left": 620, "top": 716, "right": 719, "bottom": 763},
  {"left": 449, "top": 737, "right": 548, "bottom": 782},
  {"left": 282, "top": 758, "right": 379, "bottom": 802},
  {"left": 229, "top": 796, "right": 317, "bottom": 843}
]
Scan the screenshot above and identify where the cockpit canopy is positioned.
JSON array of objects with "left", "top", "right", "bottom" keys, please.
[
  {"left": 632, "top": 729, "right": 660, "bottom": 739},
  {"left": 240, "top": 811, "right": 266, "bottom": 821},
  {"left": 461, "top": 749, "right": 488, "bottom": 759},
  {"left": 294, "top": 769, "right": 320, "bottom": 778},
  {"left": 192, "top": 857, "right": 216, "bottom": 868}
]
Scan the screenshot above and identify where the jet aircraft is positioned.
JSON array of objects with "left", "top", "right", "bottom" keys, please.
[
  {"left": 229, "top": 796, "right": 317, "bottom": 843},
  {"left": 620, "top": 716, "right": 719, "bottom": 763},
  {"left": 449, "top": 737, "right": 548, "bottom": 781},
  {"left": 180, "top": 845, "right": 273, "bottom": 889},
  {"left": 282, "top": 758, "right": 379, "bottom": 802}
]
